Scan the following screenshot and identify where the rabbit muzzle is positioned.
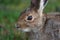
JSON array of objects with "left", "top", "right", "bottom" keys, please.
[
  {"left": 15, "top": 23, "right": 42, "bottom": 33},
  {"left": 15, "top": 24, "right": 32, "bottom": 32}
]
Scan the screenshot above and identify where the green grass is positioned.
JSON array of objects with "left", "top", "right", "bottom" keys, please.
[
  {"left": 0, "top": 9, "right": 28, "bottom": 40},
  {"left": 0, "top": 0, "right": 30, "bottom": 40},
  {"left": 0, "top": 10, "right": 20, "bottom": 40}
]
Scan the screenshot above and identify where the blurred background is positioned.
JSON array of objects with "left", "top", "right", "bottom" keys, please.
[{"left": 0, "top": 0, "right": 60, "bottom": 40}]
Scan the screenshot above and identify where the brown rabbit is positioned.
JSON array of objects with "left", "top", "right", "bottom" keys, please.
[{"left": 16, "top": 0, "right": 60, "bottom": 40}]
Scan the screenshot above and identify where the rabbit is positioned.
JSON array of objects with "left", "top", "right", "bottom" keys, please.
[
  {"left": 16, "top": 0, "right": 60, "bottom": 40},
  {"left": 16, "top": 0, "right": 48, "bottom": 32}
]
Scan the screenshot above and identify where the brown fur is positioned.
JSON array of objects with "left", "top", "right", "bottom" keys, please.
[{"left": 16, "top": 0, "right": 60, "bottom": 40}]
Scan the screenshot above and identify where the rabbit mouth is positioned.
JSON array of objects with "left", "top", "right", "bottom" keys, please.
[
  {"left": 21, "top": 28, "right": 31, "bottom": 32},
  {"left": 17, "top": 28, "right": 31, "bottom": 32}
]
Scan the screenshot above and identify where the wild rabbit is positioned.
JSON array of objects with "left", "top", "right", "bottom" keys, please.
[{"left": 16, "top": 0, "right": 60, "bottom": 40}]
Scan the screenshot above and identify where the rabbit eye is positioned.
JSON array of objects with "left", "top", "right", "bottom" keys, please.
[{"left": 27, "top": 16, "right": 32, "bottom": 20}]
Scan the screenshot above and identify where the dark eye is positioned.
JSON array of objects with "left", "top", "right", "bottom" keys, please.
[{"left": 27, "top": 16, "right": 32, "bottom": 20}]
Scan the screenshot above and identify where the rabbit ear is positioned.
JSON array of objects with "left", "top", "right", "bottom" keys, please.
[
  {"left": 30, "top": 0, "right": 48, "bottom": 9},
  {"left": 38, "top": 0, "right": 48, "bottom": 17},
  {"left": 43, "top": 0, "right": 48, "bottom": 9},
  {"left": 30, "top": 0, "right": 40, "bottom": 9}
]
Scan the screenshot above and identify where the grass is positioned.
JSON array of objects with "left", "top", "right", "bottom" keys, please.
[
  {"left": 0, "top": 0, "right": 60, "bottom": 40},
  {"left": 0, "top": 9, "right": 28, "bottom": 40},
  {"left": 0, "top": 0, "right": 30, "bottom": 40},
  {"left": 0, "top": 9, "right": 21, "bottom": 40}
]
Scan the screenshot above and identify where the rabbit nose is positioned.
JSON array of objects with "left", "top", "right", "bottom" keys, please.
[
  {"left": 15, "top": 24, "right": 20, "bottom": 28},
  {"left": 16, "top": 26, "right": 20, "bottom": 28}
]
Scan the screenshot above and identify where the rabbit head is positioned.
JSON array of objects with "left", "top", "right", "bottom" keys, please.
[{"left": 16, "top": 0, "right": 48, "bottom": 32}]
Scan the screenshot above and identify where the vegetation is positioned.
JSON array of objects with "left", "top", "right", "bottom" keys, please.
[{"left": 0, "top": 0, "right": 60, "bottom": 40}]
